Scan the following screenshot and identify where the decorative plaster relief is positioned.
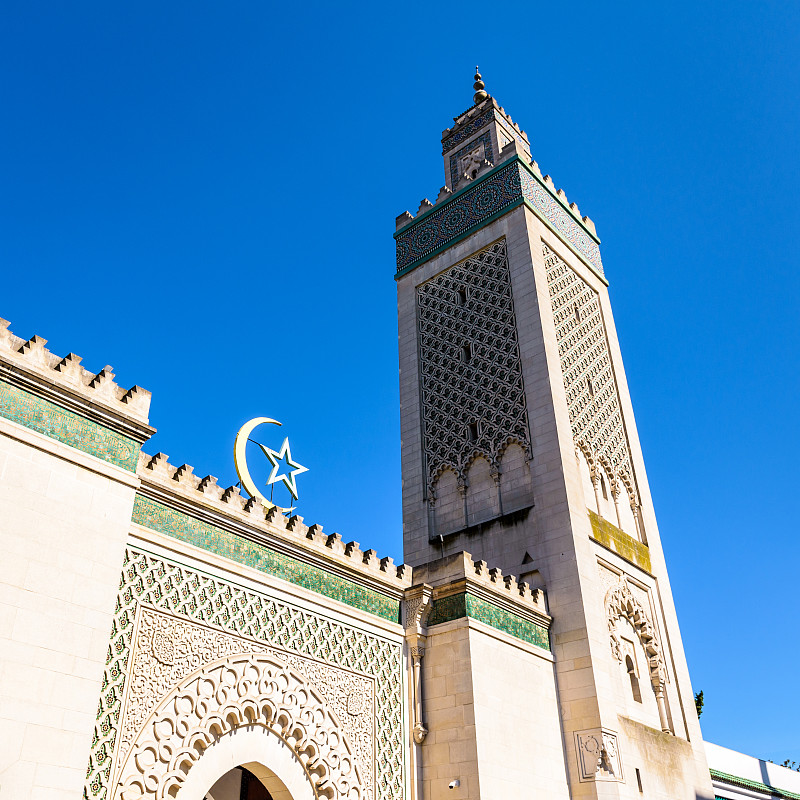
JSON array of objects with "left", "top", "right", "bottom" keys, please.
[
  {"left": 449, "top": 133, "right": 494, "bottom": 188},
  {"left": 114, "top": 649, "right": 366, "bottom": 800},
  {"left": 574, "top": 728, "right": 623, "bottom": 782},
  {"left": 85, "top": 548, "right": 404, "bottom": 800},
  {"left": 115, "top": 606, "right": 374, "bottom": 796}
]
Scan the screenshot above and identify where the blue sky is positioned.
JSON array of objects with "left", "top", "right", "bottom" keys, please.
[{"left": 2, "top": 0, "right": 799, "bottom": 763}]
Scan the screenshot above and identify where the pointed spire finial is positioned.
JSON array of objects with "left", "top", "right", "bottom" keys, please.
[{"left": 473, "top": 66, "right": 488, "bottom": 104}]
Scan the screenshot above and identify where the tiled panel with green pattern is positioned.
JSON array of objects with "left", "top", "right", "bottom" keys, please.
[
  {"left": 427, "top": 590, "right": 550, "bottom": 651},
  {"left": 0, "top": 379, "right": 139, "bottom": 471},
  {"left": 132, "top": 495, "right": 401, "bottom": 622},
  {"left": 588, "top": 509, "right": 652, "bottom": 573}
]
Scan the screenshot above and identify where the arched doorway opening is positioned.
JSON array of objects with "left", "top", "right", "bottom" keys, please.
[
  {"left": 204, "top": 765, "right": 273, "bottom": 800},
  {"left": 178, "top": 724, "right": 316, "bottom": 800}
]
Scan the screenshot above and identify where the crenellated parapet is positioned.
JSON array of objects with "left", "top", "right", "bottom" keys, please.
[
  {"left": 0, "top": 317, "right": 154, "bottom": 443},
  {"left": 410, "top": 550, "right": 551, "bottom": 649},
  {"left": 135, "top": 450, "right": 412, "bottom": 600}
]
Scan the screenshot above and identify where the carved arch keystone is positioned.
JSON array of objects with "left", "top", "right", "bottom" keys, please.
[{"left": 114, "top": 653, "right": 366, "bottom": 800}]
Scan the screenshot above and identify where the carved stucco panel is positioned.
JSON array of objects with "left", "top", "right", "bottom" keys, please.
[{"left": 115, "top": 606, "right": 375, "bottom": 798}]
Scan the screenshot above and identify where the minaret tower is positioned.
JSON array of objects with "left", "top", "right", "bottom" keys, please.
[{"left": 395, "top": 71, "right": 713, "bottom": 799}]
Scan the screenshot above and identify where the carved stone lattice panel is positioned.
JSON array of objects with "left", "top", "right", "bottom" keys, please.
[
  {"left": 416, "top": 238, "right": 531, "bottom": 494},
  {"left": 84, "top": 548, "right": 404, "bottom": 800},
  {"left": 543, "top": 243, "right": 637, "bottom": 502},
  {"left": 115, "top": 606, "right": 374, "bottom": 794}
]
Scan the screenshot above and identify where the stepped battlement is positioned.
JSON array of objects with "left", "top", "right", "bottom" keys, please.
[
  {"left": 0, "top": 317, "right": 153, "bottom": 439},
  {"left": 411, "top": 549, "right": 550, "bottom": 624},
  {"left": 396, "top": 141, "right": 597, "bottom": 236},
  {"left": 137, "top": 449, "right": 412, "bottom": 595}
]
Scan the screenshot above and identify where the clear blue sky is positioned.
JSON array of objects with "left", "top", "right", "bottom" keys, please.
[{"left": 2, "top": 0, "right": 798, "bottom": 763}]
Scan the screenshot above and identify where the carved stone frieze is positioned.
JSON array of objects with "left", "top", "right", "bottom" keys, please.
[
  {"left": 114, "top": 648, "right": 367, "bottom": 800},
  {"left": 115, "top": 606, "right": 374, "bottom": 798}
]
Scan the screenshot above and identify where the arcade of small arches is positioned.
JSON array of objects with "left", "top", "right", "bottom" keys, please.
[
  {"left": 575, "top": 442, "right": 644, "bottom": 542},
  {"left": 114, "top": 652, "right": 366, "bottom": 800},
  {"left": 430, "top": 438, "right": 533, "bottom": 536}
]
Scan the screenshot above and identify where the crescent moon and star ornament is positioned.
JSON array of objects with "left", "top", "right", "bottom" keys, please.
[{"left": 233, "top": 417, "right": 308, "bottom": 515}]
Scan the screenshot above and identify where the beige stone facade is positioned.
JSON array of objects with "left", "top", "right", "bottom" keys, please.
[
  {"left": 0, "top": 86, "right": 745, "bottom": 800},
  {"left": 395, "top": 94, "right": 714, "bottom": 798}
]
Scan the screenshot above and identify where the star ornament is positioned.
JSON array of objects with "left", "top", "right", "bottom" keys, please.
[{"left": 253, "top": 437, "right": 308, "bottom": 501}]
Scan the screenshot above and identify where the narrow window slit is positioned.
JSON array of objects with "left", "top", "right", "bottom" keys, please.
[{"left": 626, "top": 655, "right": 642, "bottom": 703}]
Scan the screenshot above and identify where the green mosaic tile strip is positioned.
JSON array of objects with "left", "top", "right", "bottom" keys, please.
[
  {"left": 710, "top": 768, "right": 800, "bottom": 800},
  {"left": 427, "top": 590, "right": 550, "bottom": 651},
  {"left": 132, "top": 495, "right": 401, "bottom": 623},
  {"left": 588, "top": 509, "right": 652, "bottom": 573},
  {"left": 426, "top": 592, "right": 467, "bottom": 626},
  {"left": 0, "top": 379, "right": 139, "bottom": 471}
]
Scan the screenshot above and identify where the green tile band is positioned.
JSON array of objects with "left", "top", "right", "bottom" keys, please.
[
  {"left": 131, "top": 495, "right": 401, "bottom": 623},
  {"left": 710, "top": 769, "right": 800, "bottom": 800},
  {"left": 427, "top": 590, "right": 550, "bottom": 651},
  {"left": 588, "top": 509, "right": 652, "bottom": 573},
  {"left": 0, "top": 379, "right": 139, "bottom": 471}
]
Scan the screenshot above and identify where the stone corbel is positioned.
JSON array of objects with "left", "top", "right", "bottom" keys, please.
[{"left": 403, "top": 584, "right": 434, "bottom": 745}]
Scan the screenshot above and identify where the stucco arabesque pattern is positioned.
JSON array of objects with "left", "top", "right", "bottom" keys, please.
[
  {"left": 84, "top": 548, "right": 404, "bottom": 800},
  {"left": 416, "top": 239, "right": 531, "bottom": 498},
  {"left": 115, "top": 606, "right": 374, "bottom": 796},
  {"left": 543, "top": 243, "right": 638, "bottom": 510},
  {"left": 604, "top": 575, "right": 665, "bottom": 690},
  {"left": 114, "top": 648, "right": 366, "bottom": 800}
]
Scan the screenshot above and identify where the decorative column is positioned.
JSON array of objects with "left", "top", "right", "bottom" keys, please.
[{"left": 403, "top": 584, "right": 433, "bottom": 745}]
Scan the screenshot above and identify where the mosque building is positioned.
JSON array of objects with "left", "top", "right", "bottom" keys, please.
[{"left": 1, "top": 72, "right": 798, "bottom": 800}]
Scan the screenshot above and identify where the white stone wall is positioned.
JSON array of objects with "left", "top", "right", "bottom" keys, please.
[
  {"left": 0, "top": 418, "right": 138, "bottom": 800},
  {"left": 418, "top": 617, "right": 569, "bottom": 800},
  {"left": 468, "top": 625, "right": 570, "bottom": 800}
]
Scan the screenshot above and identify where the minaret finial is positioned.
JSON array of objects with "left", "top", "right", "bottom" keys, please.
[{"left": 473, "top": 66, "right": 488, "bottom": 104}]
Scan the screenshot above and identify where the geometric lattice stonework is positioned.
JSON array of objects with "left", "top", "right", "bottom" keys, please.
[
  {"left": 416, "top": 238, "right": 531, "bottom": 495},
  {"left": 543, "top": 243, "right": 638, "bottom": 504},
  {"left": 84, "top": 548, "right": 405, "bottom": 800}
]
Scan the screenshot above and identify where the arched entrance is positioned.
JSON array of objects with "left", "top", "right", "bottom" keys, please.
[
  {"left": 205, "top": 765, "right": 273, "bottom": 800},
  {"left": 188, "top": 724, "right": 313, "bottom": 800},
  {"left": 114, "top": 653, "right": 365, "bottom": 800}
]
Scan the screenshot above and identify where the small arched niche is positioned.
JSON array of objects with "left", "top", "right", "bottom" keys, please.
[
  {"left": 432, "top": 468, "right": 464, "bottom": 536},
  {"left": 575, "top": 447, "right": 595, "bottom": 511},
  {"left": 616, "top": 481, "right": 639, "bottom": 539},
  {"left": 466, "top": 455, "right": 499, "bottom": 525},
  {"left": 499, "top": 442, "right": 533, "bottom": 513}
]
